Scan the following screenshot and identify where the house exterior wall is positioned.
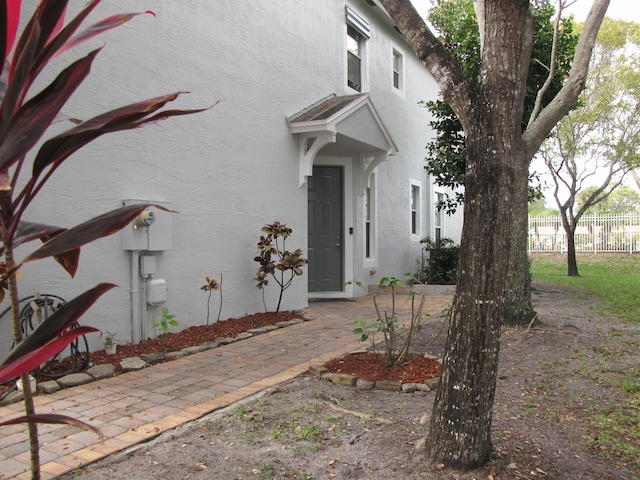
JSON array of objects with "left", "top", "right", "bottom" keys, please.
[{"left": 0, "top": 0, "right": 462, "bottom": 358}]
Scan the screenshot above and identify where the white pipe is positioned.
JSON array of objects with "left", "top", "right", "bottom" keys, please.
[
  {"left": 141, "top": 277, "right": 148, "bottom": 340},
  {"left": 130, "top": 250, "right": 141, "bottom": 344}
]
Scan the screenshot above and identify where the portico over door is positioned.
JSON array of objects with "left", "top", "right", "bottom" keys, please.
[
  {"left": 288, "top": 93, "right": 397, "bottom": 297},
  {"left": 308, "top": 166, "right": 343, "bottom": 292},
  {"left": 287, "top": 93, "right": 398, "bottom": 188}
]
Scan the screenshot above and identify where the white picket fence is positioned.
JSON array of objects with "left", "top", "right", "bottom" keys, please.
[{"left": 528, "top": 214, "right": 640, "bottom": 253}]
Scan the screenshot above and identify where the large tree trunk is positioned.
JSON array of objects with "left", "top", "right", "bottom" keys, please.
[
  {"left": 504, "top": 165, "right": 536, "bottom": 325},
  {"left": 426, "top": 124, "right": 526, "bottom": 469},
  {"left": 424, "top": 1, "right": 532, "bottom": 469},
  {"left": 378, "top": 0, "right": 609, "bottom": 471}
]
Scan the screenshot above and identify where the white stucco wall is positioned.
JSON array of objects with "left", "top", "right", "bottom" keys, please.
[
  {"left": 0, "top": 0, "right": 462, "bottom": 359},
  {"left": 344, "top": 1, "right": 448, "bottom": 287}
]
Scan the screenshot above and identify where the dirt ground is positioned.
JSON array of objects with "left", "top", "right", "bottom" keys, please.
[{"left": 62, "top": 281, "right": 640, "bottom": 480}]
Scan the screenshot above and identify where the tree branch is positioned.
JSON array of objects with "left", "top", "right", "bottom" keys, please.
[
  {"left": 473, "top": 0, "right": 486, "bottom": 51},
  {"left": 377, "top": 0, "right": 473, "bottom": 129},
  {"left": 527, "top": 0, "right": 564, "bottom": 128},
  {"left": 524, "top": 0, "right": 610, "bottom": 159}
]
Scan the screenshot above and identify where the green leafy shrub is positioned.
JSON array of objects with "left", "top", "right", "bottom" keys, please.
[
  {"left": 103, "top": 331, "right": 117, "bottom": 347},
  {"left": 153, "top": 307, "right": 179, "bottom": 335},
  {"left": 418, "top": 237, "right": 459, "bottom": 285}
]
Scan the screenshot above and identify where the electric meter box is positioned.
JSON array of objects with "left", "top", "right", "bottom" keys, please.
[
  {"left": 122, "top": 199, "right": 173, "bottom": 251},
  {"left": 146, "top": 278, "right": 168, "bottom": 306}
]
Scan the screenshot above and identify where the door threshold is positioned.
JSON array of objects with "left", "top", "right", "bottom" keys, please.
[{"left": 308, "top": 292, "right": 351, "bottom": 300}]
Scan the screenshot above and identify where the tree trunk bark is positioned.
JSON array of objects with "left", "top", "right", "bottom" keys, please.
[
  {"left": 424, "top": 0, "right": 532, "bottom": 469},
  {"left": 504, "top": 165, "right": 536, "bottom": 325},
  {"left": 377, "top": 0, "right": 609, "bottom": 471},
  {"left": 567, "top": 229, "right": 580, "bottom": 276},
  {"left": 426, "top": 127, "right": 524, "bottom": 469}
]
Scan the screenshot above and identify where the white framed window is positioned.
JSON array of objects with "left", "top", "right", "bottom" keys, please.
[
  {"left": 392, "top": 49, "right": 403, "bottom": 90},
  {"left": 410, "top": 180, "right": 422, "bottom": 238},
  {"left": 364, "top": 173, "right": 378, "bottom": 266},
  {"left": 346, "top": 6, "right": 370, "bottom": 93},
  {"left": 347, "top": 26, "right": 364, "bottom": 91},
  {"left": 435, "top": 191, "right": 445, "bottom": 241}
]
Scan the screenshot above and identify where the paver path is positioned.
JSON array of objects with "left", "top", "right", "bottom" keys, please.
[{"left": 0, "top": 294, "right": 452, "bottom": 479}]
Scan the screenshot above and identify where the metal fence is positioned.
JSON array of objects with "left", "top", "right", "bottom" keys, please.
[{"left": 528, "top": 214, "right": 640, "bottom": 253}]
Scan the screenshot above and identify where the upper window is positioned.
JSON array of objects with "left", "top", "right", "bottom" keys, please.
[
  {"left": 347, "top": 26, "right": 363, "bottom": 92},
  {"left": 392, "top": 49, "right": 403, "bottom": 90},
  {"left": 346, "top": 6, "right": 370, "bottom": 93}
]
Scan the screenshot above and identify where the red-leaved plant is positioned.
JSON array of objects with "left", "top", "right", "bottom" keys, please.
[
  {"left": 254, "top": 221, "right": 308, "bottom": 314},
  {"left": 0, "top": 2, "right": 208, "bottom": 478}
]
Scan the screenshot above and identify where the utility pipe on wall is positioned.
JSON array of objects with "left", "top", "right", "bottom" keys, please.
[{"left": 130, "top": 250, "right": 141, "bottom": 344}]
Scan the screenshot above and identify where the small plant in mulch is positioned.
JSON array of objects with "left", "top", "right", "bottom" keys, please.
[
  {"left": 352, "top": 276, "right": 427, "bottom": 367},
  {"left": 254, "top": 221, "right": 308, "bottom": 314},
  {"left": 153, "top": 307, "right": 179, "bottom": 335},
  {"left": 103, "top": 331, "right": 117, "bottom": 347},
  {"left": 201, "top": 275, "right": 222, "bottom": 325}
]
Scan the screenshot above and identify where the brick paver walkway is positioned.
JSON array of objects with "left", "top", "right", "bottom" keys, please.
[{"left": 0, "top": 294, "right": 452, "bottom": 479}]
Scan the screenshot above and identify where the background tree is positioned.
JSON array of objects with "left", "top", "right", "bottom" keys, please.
[
  {"left": 540, "top": 17, "right": 640, "bottom": 276},
  {"left": 578, "top": 185, "right": 640, "bottom": 214},
  {"left": 378, "top": 0, "right": 608, "bottom": 470},
  {"left": 528, "top": 196, "right": 560, "bottom": 216},
  {"left": 424, "top": 0, "right": 578, "bottom": 325}
]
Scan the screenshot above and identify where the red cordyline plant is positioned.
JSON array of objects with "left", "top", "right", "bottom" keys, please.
[
  {"left": 254, "top": 221, "right": 308, "bottom": 314},
  {"left": 0, "top": 2, "right": 208, "bottom": 478}
]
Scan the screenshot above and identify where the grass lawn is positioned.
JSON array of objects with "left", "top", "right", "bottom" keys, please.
[
  {"left": 531, "top": 252, "right": 640, "bottom": 323},
  {"left": 531, "top": 252, "right": 640, "bottom": 468}
]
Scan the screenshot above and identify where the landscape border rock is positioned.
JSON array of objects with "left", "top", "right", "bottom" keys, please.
[{"left": 310, "top": 363, "right": 440, "bottom": 394}]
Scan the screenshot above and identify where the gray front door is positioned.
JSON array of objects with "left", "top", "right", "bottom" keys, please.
[{"left": 308, "top": 166, "right": 344, "bottom": 292}]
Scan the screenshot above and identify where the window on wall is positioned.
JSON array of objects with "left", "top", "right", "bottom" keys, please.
[
  {"left": 435, "top": 192, "right": 444, "bottom": 241},
  {"left": 392, "top": 49, "right": 403, "bottom": 90},
  {"left": 411, "top": 182, "right": 421, "bottom": 237},
  {"left": 347, "top": 26, "right": 363, "bottom": 91},
  {"left": 364, "top": 173, "right": 377, "bottom": 263},
  {"left": 365, "top": 185, "right": 372, "bottom": 257},
  {"left": 346, "top": 6, "right": 370, "bottom": 93}
]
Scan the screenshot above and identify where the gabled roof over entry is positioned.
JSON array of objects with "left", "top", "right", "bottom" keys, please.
[{"left": 288, "top": 93, "right": 398, "bottom": 186}]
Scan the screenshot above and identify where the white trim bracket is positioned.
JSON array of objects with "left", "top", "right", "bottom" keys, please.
[{"left": 299, "top": 132, "right": 337, "bottom": 186}]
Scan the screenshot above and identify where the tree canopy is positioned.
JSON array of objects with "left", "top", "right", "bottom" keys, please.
[
  {"left": 424, "top": 0, "right": 578, "bottom": 213},
  {"left": 528, "top": 196, "right": 560, "bottom": 216},
  {"left": 578, "top": 185, "right": 640, "bottom": 214}
]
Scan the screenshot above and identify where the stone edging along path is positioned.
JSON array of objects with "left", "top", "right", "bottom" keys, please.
[
  {"left": 0, "top": 311, "right": 313, "bottom": 407},
  {"left": 308, "top": 361, "right": 441, "bottom": 394}
]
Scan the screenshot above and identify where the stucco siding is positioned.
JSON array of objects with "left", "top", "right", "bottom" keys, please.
[{"left": 0, "top": 1, "right": 461, "bottom": 358}]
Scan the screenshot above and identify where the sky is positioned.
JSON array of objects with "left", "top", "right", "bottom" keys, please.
[
  {"left": 410, "top": 0, "right": 640, "bottom": 23},
  {"left": 564, "top": 0, "right": 640, "bottom": 22}
]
